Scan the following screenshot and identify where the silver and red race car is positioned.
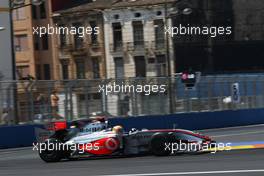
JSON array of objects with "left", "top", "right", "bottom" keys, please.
[{"left": 35, "top": 116, "right": 216, "bottom": 162}]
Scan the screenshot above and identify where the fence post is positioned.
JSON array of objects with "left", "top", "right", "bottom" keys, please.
[
  {"left": 84, "top": 80, "right": 90, "bottom": 116},
  {"left": 131, "top": 78, "right": 138, "bottom": 116},
  {"left": 253, "top": 78, "right": 257, "bottom": 108},
  {"left": 168, "top": 76, "right": 174, "bottom": 114},
  {"left": 243, "top": 77, "right": 249, "bottom": 109},
  {"left": 220, "top": 79, "right": 225, "bottom": 111},
  {"left": 208, "top": 79, "right": 213, "bottom": 111},
  {"left": 99, "top": 79, "right": 108, "bottom": 114},
  {"left": 262, "top": 80, "right": 264, "bottom": 108},
  {"left": 25, "top": 82, "right": 31, "bottom": 123},
  {"left": 103, "top": 80, "right": 108, "bottom": 112},
  {"left": 29, "top": 81, "right": 35, "bottom": 122},
  {"left": 197, "top": 81, "right": 202, "bottom": 112},
  {"left": 173, "top": 76, "right": 178, "bottom": 114},
  {"left": 64, "top": 84, "right": 69, "bottom": 120},
  {"left": 0, "top": 82, "right": 2, "bottom": 124},
  {"left": 6, "top": 84, "right": 12, "bottom": 124},
  {"left": 69, "top": 83, "right": 74, "bottom": 120},
  {"left": 47, "top": 83, "right": 52, "bottom": 120}
]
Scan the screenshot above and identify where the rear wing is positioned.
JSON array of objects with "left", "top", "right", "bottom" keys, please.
[
  {"left": 45, "top": 121, "right": 67, "bottom": 131},
  {"left": 34, "top": 127, "right": 54, "bottom": 143},
  {"left": 34, "top": 121, "right": 67, "bottom": 143}
]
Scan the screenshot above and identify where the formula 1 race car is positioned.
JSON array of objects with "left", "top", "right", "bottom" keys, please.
[{"left": 35, "top": 116, "right": 216, "bottom": 162}]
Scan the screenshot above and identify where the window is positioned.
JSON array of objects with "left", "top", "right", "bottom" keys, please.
[
  {"left": 114, "top": 14, "right": 120, "bottom": 19},
  {"left": 31, "top": 2, "right": 46, "bottom": 20},
  {"left": 12, "top": 8, "right": 26, "bottom": 20},
  {"left": 34, "top": 35, "right": 40, "bottom": 50},
  {"left": 93, "top": 93, "right": 101, "bottom": 100},
  {"left": 61, "top": 61, "right": 69, "bottom": 80},
  {"left": 40, "top": 3, "right": 46, "bottom": 19},
  {"left": 59, "top": 25, "right": 67, "bottom": 47},
  {"left": 17, "top": 66, "right": 29, "bottom": 79},
  {"left": 14, "top": 35, "right": 28, "bottom": 51},
  {"left": 148, "top": 58, "right": 155, "bottom": 64},
  {"left": 114, "top": 57, "right": 124, "bottom": 78},
  {"left": 157, "top": 55, "right": 166, "bottom": 63},
  {"left": 90, "top": 21, "right": 98, "bottom": 44},
  {"left": 92, "top": 58, "right": 100, "bottom": 79},
  {"left": 154, "top": 20, "right": 165, "bottom": 48},
  {"left": 148, "top": 55, "right": 167, "bottom": 76},
  {"left": 32, "top": 5, "right": 37, "bottom": 19},
  {"left": 42, "top": 33, "right": 49, "bottom": 50},
  {"left": 76, "top": 59, "right": 85, "bottom": 79},
  {"left": 134, "top": 13, "right": 141, "bottom": 18},
  {"left": 73, "top": 23, "right": 84, "bottom": 49},
  {"left": 36, "top": 64, "right": 41, "bottom": 80},
  {"left": 78, "top": 94, "right": 87, "bottom": 101},
  {"left": 43, "top": 64, "right": 51, "bottom": 80},
  {"left": 112, "top": 22, "right": 123, "bottom": 51},
  {"left": 134, "top": 56, "right": 146, "bottom": 77},
  {"left": 60, "top": 33, "right": 67, "bottom": 47},
  {"left": 156, "top": 11, "right": 162, "bottom": 16},
  {"left": 156, "top": 55, "right": 167, "bottom": 77},
  {"left": 132, "top": 21, "right": 144, "bottom": 48}
]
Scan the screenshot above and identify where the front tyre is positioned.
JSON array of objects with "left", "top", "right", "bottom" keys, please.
[
  {"left": 150, "top": 133, "right": 172, "bottom": 156},
  {"left": 38, "top": 138, "right": 64, "bottom": 162}
]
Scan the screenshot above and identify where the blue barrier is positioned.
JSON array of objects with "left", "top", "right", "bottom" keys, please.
[
  {"left": 0, "top": 124, "right": 43, "bottom": 149},
  {"left": 1, "top": 108, "right": 264, "bottom": 149},
  {"left": 109, "top": 108, "right": 264, "bottom": 131}
]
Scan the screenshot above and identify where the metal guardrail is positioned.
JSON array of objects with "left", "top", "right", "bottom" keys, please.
[{"left": 1, "top": 75, "right": 264, "bottom": 125}]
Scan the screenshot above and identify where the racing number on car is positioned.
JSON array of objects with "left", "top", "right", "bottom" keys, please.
[
  {"left": 80, "top": 127, "right": 103, "bottom": 133},
  {"left": 105, "top": 138, "right": 119, "bottom": 151}
]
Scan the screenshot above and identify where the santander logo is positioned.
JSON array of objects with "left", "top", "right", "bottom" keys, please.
[{"left": 105, "top": 138, "right": 119, "bottom": 151}]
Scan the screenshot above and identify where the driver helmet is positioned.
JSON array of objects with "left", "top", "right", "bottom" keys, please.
[
  {"left": 112, "top": 125, "right": 124, "bottom": 134},
  {"left": 129, "top": 128, "right": 138, "bottom": 134}
]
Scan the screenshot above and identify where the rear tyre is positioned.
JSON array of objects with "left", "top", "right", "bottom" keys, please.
[
  {"left": 38, "top": 138, "right": 64, "bottom": 163},
  {"left": 150, "top": 133, "right": 172, "bottom": 156}
]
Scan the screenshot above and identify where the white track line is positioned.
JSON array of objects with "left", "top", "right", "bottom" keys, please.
[{"left": 102, "top": 169, "right": 264, "bottom": 176}]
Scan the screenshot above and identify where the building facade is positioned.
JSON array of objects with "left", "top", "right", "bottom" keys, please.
[
  {"left": 11, "top": 0, "right": 58, "bottom": 122},
  {"left": 102, "top": 0, "right": 177, "bottom": 116},
  {"left": 103, "top": 0, "right": 176, "bottom": 79},
  {"left": 50, "top": 1, "right": 112, "bottom": 117},
  {"left": 48, "top": 0, "right": 176, "bottom": 117},
  {"left": 13, "top": 0, "right": 56, "bottom": 80},
  {"left": 52, "top": 1, "right": 110, "bottom": 80}
]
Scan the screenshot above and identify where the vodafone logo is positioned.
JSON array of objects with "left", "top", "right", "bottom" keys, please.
[
  {"left": 105, "top": 138, "right": 119, "bottom": 151},
  {"left": 181, "top": 73, "right": 188, "bottom": 80},
  {"left": 182, "top": 73, "right": 195, "bottom": 80}
]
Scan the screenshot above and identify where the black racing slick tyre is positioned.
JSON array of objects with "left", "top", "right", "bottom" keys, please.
[
  {"left": 150, "top": 133, "right": 172, "bottom": 156},
  {"left": 38, "top": 138, "right": 64, "bottom": 163}
]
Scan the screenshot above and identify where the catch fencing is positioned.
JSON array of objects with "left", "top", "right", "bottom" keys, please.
[{"left": 0, "top": 74, "right": 264, "bottom": 125}]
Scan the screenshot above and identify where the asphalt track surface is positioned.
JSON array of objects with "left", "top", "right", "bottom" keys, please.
[{"left": 0, "top": 125, "right": 264, "bottom": 176}]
